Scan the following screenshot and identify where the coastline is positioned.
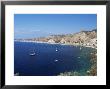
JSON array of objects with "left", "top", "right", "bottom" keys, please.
[{"left": 14, "top": 40, "right": 97, "bottom": 49}]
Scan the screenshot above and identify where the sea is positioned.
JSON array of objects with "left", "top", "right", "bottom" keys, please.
[{"left": 14, "top": 41, "right": 95, "bottom": 76}]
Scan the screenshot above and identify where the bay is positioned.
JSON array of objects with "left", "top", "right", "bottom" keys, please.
[{"left": 14, "top": 41, "right": 94, "bottom": 76}]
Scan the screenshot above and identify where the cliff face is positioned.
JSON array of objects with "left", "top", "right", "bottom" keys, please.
[
  {"left": 34, "top": 29, "right": 97, "bottom": 48},
  {"left": 18, "top": 29, "right": 97, "bottom": 48}
]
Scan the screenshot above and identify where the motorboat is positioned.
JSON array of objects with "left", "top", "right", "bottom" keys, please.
[{"left": 55, "top": 48, "right": 58, "bottom": 52}]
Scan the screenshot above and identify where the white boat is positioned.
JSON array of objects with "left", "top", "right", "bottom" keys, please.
[
  {"left": 29, "top": 48, "right": 36, "bottom": 56},
  {"left": 55, "top": 48, "right": 58, "bottom": 51},
  {"left": 54, "top": 60, "right": 58, "bottom": 62},
  {"left": 29, "top": 52, "right": 35, "bottom": 56}
]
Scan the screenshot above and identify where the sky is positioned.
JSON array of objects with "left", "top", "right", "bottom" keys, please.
[{"left": 14, "top": 14, "right": 97, "bottom": 39}]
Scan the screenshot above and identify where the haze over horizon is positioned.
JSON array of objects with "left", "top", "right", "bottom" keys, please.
[{"left": 14, "top": 14, "right": 97, "bottom": 39}]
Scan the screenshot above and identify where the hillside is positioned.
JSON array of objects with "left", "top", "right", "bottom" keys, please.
[{"left": 16, "top": 29, "right": 97, "bottom": 48}]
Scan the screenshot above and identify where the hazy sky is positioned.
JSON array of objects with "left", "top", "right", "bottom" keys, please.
[{"left": 14, "top": 14, "right": 97, "bottom": 39}]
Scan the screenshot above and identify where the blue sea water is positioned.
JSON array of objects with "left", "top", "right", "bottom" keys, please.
[{"left": 14, "top": 42, "right": 94, "bottom": 76}]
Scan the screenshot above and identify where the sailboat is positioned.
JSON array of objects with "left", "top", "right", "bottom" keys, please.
[
  {"left": 30, "top": 52, "right": 35, "bottom": 56},
  {"left": 29, "top": 49, "right": 36, "bottom": 56}
]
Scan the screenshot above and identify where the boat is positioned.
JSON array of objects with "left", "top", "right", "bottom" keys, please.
[
  {"left": 30, "top": 52, "right": 35, "bottom": 56},
  {"left": 14, "top": 72, "right": 19, "bottom": 76},
  {"left": 29, "top": 48, "right": 36, "bottom": 56},
  {"left": 54, "top": 60, "right": 58, "bottom": 62},
  {"left": 55, "top": 48, "right": 58, "bottom": 52}
]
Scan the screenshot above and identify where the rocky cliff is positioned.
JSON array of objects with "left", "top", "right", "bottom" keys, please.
[
  {"left": 36, "top": 29, "right": 96, "bottom": 48},
  {"left": 17, "top": 29, "right": 97, "bottom": 48}
]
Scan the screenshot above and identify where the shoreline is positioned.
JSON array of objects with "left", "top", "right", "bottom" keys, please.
[{"left": 14, "top": 40, "right": 97, "bottom": 49}]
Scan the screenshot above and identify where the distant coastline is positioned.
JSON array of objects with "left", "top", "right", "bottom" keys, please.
[{"left": 15, "top": 29, "right": 97, "bottom": 49}]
